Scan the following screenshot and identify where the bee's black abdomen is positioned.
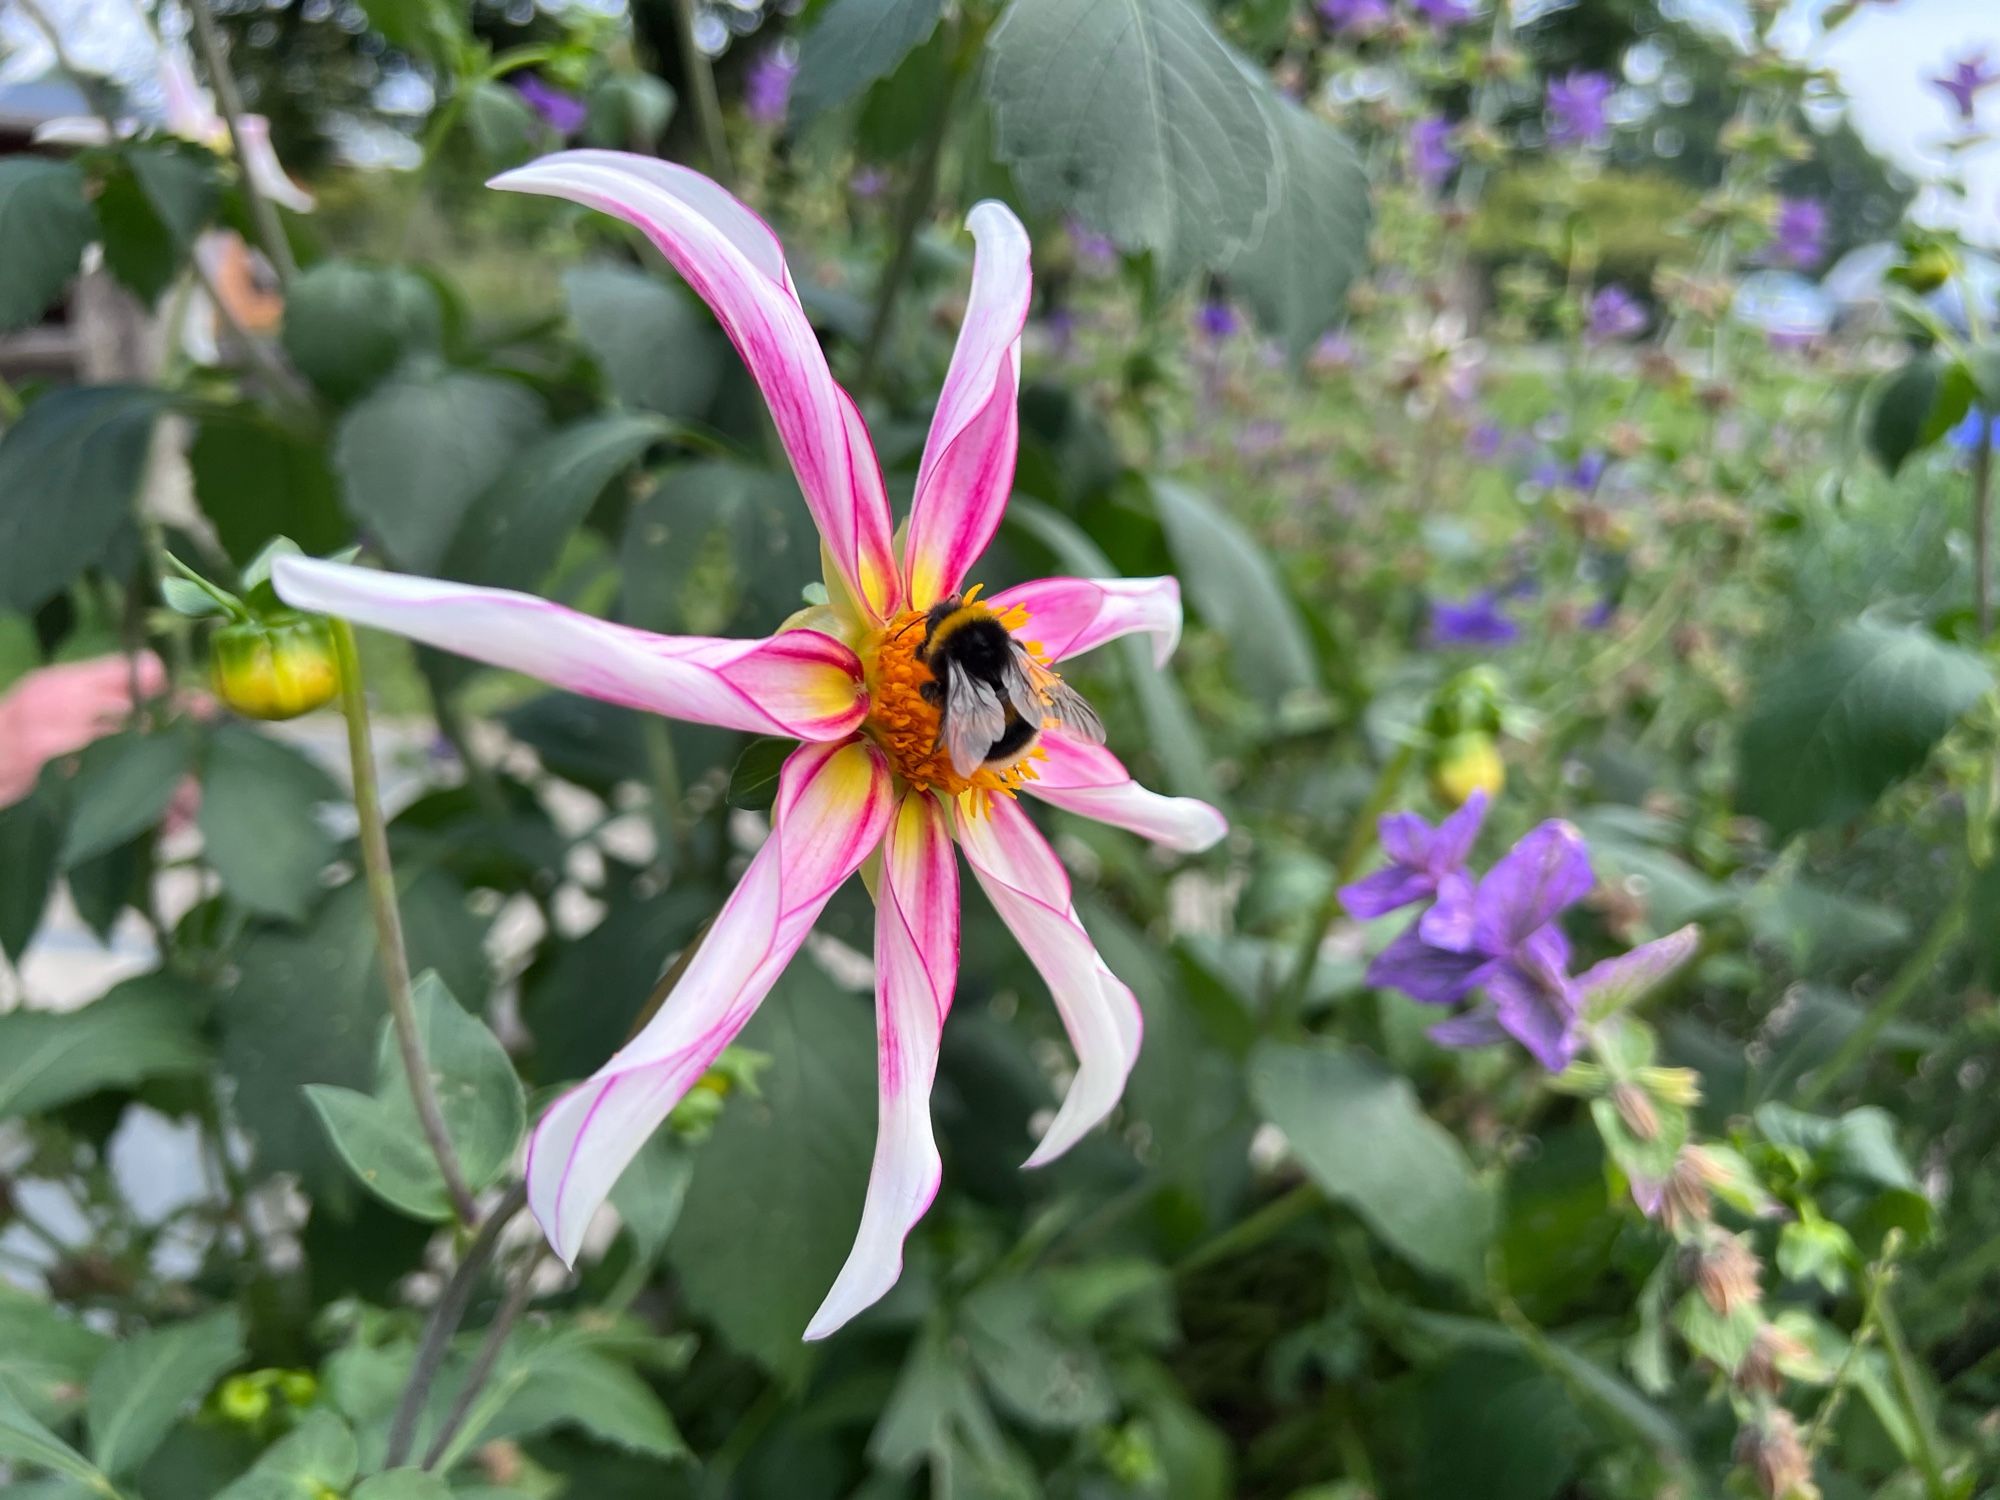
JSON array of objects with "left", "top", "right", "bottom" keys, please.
[{"left": 984, "top": 710, "right": 1040, "bottom": 764}]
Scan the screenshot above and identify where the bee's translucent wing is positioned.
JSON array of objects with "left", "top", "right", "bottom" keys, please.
[
  {"left": 940, "top": 662, "right": 1007, "bottom": 777},
  {"left": 1005, "top": 647, "right": 1106, "bottom": 747}
]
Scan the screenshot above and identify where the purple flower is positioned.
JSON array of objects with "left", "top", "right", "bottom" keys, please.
[
  {"left": 1952, "top": 407, "right": 1996, "bottom": 452},
  {"left": 1427, "top": 592, "right": 1519, "bottom": 648},
  {"left": 1410, "top": 115, "right": 1458, "bottom": 191},
  {"left": 744, "top": 49, "right": 798, "bottom": 128},
  {"left": 1339, "top": 790, "right": 1489, "bottom": 919},
  {"left": 1932, "top": 52, "right": 1999, "bottom": 122},
  {"left": 1586, "top": 284, "right": 1647, "bottom": 343},
  {"left": 1546, "top": 71, "right": 1615, "bottom": 149},
  {"left": 1318, "top": 0, "right": 1392, "bottom": 31},
  {"left": 515, "top": 74, "right": 587, "bottom": 138},
  {"left": 1196, "top": 300, "right": 1239, "bottom": 341},
  {"left": 1572, "top": 925, "right": 1699, "bottom": 1021},
  {"left": 850, "top": 166, "right": 890, "bottom": 200},
  {"left": 1763, "top": 197, "right": 1828, "bottom": 272},
  {"left": 1466, "top": 420, "right": 1505, "bottom": 460},
  {"left": 1068, "top": 218, "right": 1117, "bottom": 269},
  {"left": 1409, "top": 0, "right": 1477, "bottom": 29},
  {"left": 1367, "top": 821, "right": 1595, "bottom": 1070}
]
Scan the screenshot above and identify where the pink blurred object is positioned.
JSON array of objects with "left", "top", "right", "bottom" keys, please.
[{"left": 0, "top": 654, "right": 169, "bottom": 810}]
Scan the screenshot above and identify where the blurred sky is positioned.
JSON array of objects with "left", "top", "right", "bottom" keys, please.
[{"left": 5, "top": 0, "right": 2000, "bottom": 244}]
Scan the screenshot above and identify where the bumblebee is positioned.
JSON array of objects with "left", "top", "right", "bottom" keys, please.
[{"left": 913, "top": 596, "right": 1105, "bottom": 777}]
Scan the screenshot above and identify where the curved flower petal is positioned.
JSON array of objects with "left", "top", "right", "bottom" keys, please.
[
  {"left": 158, "top": 43, "right": 221, "bottom": 144},
  {"left": 1024, "top": 733, "right": 1225, "bottom": 853},
  {"left": 489, "top": 150, "right": 899, "bottom": 620},
  {"left": 235, "top": 115, "right": 315, "bottom": 214},
  {"left": 273, "top": 556, "right": 866, "bottom": 741},
  {"left": 807, "top": 788, "right": 957, "bottom": 1340},
  {"left": 1471, "top": 820, "right": 1593, "bottom": 951},
  {"left": 987, "top": 576, "right": 1182, "bottom": 667},
  {"left": 33, "top": 117, "right": 119, "bottom": 146},
  {"left": 954, "top": 796, "right": 1140, "bottom": 1166},
  {"left": 902, "top": 202, "right": 1032, "bottom": 608},
  {"left": 527, "top": 738, "right": 894, "bottom": 1264}
]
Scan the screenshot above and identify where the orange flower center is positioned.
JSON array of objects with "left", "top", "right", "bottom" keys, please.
[{"left": 862, "top": 589, "right": 1047, "bottom": 803}]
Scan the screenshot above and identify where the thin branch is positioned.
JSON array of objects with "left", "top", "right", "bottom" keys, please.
[
  {"left": 668, "top": 0, "right": 732, "bottom": 184},
  {"left": 420, "top": 1246, "right": 544, "bottom": 1471},
  {"left": 182, "top": 0, "right": 297, "bottom": 285}
]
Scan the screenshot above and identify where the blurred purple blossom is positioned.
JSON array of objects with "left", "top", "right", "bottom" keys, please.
[
  {"left": 1410, "top": 115, "right": 1458, "bottom": 191},
  {"left": 1546, "top": 70, "right": 1615, "bottom": 149},
  {"left": 1466, "top": 421, "right": 1506, "bottom": 460},
  {"left": 1932, "top": 52, "right": 1999, "bottom": 122},
  {"left": 1318, "top": 0, "right": 1392, "bottom": 31},
  {"left": 1068, "top": 218, "right": 1118, "bottom": 269},
  {"left": 1368, "top": 821, "right": 1596, "bottom": 1070},
  {"left": 1763, "top": 197, "right": 1828, "bottom": 271},
  {"left": 744, "top": 49, "right": 798, "bottom": 127},
  {"left": 1533, "top": 451, "right": 1607, "bottom": 491},
  {"left": 1340, "top": 791, "right": 1489, "bottom": 919},
  {"left": 1586, "top": 284, "right": 1648, "bottom": 342},
  {"left": 1312, "top": 330, "right": 1359, "bottom": 368},
  {"left": 515, "top": 74, "right": 587, "bottom": 137},
  {"left": 1582, "top": 594, "right": 1617, "bottom": 630},
  {"left": 1196, "top": 300, "right": 1240, "bottom": 340},
  {"left": 850, "top": 166, "right": 890, "bottom": 200},
  {"left": 1952, "top": 407, "right": 1996, "bottom": 451},
  {"left": 1409, "top": 0, "right": 1477, "bottom": 29},
  {"left": 1428, "top": 592, "right": 1520, "bottom": 648}
]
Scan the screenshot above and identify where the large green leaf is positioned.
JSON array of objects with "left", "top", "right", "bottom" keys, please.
[
  {"left": 0, "top": 785, "right": 64, "bottom": 963},
  {"left": 0, "top": 1288, "right": 110, "bottom": 1423},
  {"left": 333, "top": 367, "right": 545, "bottom": 571},
  {"left": 470, "top": 1331, "right": 686, "bottom": 1463},
  {"left": 197, "top": 725, "right": 340, "bottom": 922},
  {"left": 1864, "top": 353, "right": 1948, "bottom": 476},
  {"left": 1151, "top": 479, "right": 1317, "bottom": 713},
  {"left": 562, "top": 265, "right": 725, "bottom": 421},
  {"left": 959, "top": 1281, "right": 1117, "bottom": 1432},
  {"left": 984, "top": 0, "right": 1276, "bottom": 282},
  {"left": 211, "top": 1410, "right": 357, "bottom": 1500},
  {"left": 792, "top": 0, "right": 946, "bottom": 125},
  {"left": 97, "top": 146, "right": 218, "bottom": 306},
  {"left": 666, "top": 962, "right": 874, "bottom": 1373},
  {"left": 618, "top": 460, "right": 820, "bottom": 636},
  {"left": 282, "top": 260, "right": 445, "bottom": 403},
  {"left": 0, "top": 158, "right": 96, "bottom": 332},
  {"left": 188, "top": 410, "right": 348, "bottom": 565},
  {"left": 306, "top": 971, "right": 524, "bottom": 1221},
  {"left": 0, "top": 386, "right": 169, "bottom": 613},
  {"left": 0, "top": 974, "right": 208, "bottom": 1119},
  {"left": 351, "top": 1472, "right": 451, "bottom": 1500},
  {"left": 1225, "top": 87, "right": 1371, "bottom": 359},
  {"left": 1248, "top": 1039, "right": 1494, "bottom": 1289},
  {"left": 442, "top": 411, "right": 668, "bottom": 591},
  {"left": 86, "top": 1307, "right": 245, "bottom": 1478},
  {"left": 58, "top": 726, "right": 198, "bottom": 868},
  {"left": 0, "top": 1384, "right": 112, "bottom": 1493},
  {"left": 1736, "top": 619, "right": 1991, "bottom": 839}
]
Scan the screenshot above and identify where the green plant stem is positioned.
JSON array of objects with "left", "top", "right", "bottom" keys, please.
[
  {"left": 421, "top": 1246, "right": 543, "bottom": 1471},
  {"left": 1807, "top": 1251, "right": 1888, "bottom": 1453},
  {"left": 669, "top": 0, "right": 732, "bottom": 184},
  {"left": 1973, "top": 423, "right": 1993, "bottom": 638},
  {"left": 854, "top": 62, "right": 958, "bottom": 399},
  {"left": 385, "top": 1181, "right": 528, "bottom": 1468},
  {"left": 397, "top": 44, "right": 559, "bottom": 253},
  {"left": 0, "top": 372, "right": 21, "bottom": 423},
  {"left": 185, "top": 251, "right": 317, "bottom": 413},
  {"left": 1798, "top": 883, "right": 1967, "bottom": 1109},
  {"left": 1273, "top": 742, "right": 1416, "bottom": 1032},
  {"left": 183, "top": 0, "right": 297, "bottom": 286},
  {"left": 331, "top": 619, "right": 478, "bottom": 1228},
  {"left": 1171, "top": 1181, "right": 1318, "bottom": 1279},
  {"left": 642, "top": 717, "right": 684, "bottom": 877},
  {"left": 1875, "top": 1292, "right": 1950, "bottom": 1499}
]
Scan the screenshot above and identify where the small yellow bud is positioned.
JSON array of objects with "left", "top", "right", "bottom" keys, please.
[
  {"left": 277, "top": 1370, "right": 318, "bottom": 1406},
  {"left": 1430, "top": 732, "right": 1505, "bottom": 808},
  {"left": 217, "top": 1374, "right": 271, "bottom": 1424},
  {"left": 210, "top": 617, "right": 340, "bottom": 721}
]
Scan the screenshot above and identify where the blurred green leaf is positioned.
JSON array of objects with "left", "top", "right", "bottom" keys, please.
[
  {"left": 959, "top": 1281, "right": 1116, "bottom": 1432},
  {"left": 1400, "top": 1350, "right": 1586, "bottom": 1500},
  {"left": 0, "top": 158, "right": 95, "bottom": 333},
  {"left": 86, "top": 1307, "right": 244, "bottom": 1478},
  {"left": 1736, "top": 619, "right": 1990, "bottom": 839},
  {"left": 351, "top": 1471, "right": 451, "bottom": 1500},
  {"left": 984, "top": 0, "right": 1276, "bottom": 283},
  {"left": 0, "top": 973, "right": 208, "bottom": 1119},
  {"left": 464, "top": 80, "right": 541, "bottom": 168},
  {"left": 667, "top": 961, "right": 873, "bottom": 1375},
  {"left": 442, "top": 411, "right": 667, "bottom": 591},
  {"left": 58, "top": 726, "right": 196, "bottom": 867},
  {"left": 1151, "top": 478, "right": 1316, "bottom": 712},
  {"left": 0, "top": 1384, "right": 110, "bottom": 1492},
  {"left": 465, "top": 1329, "right": 686, "bottom": 1464},
  {"left": 563, "top": 264, "right": 725, "bottom": 421},
  {"left": 0, "top": 1288, "right": 110, "bottom": 1424},
  {"left": 619, "top": 461, "right": 819, "bottom": 636},
  {"left": 727, "top": 736, "right": 792, "bottom": 812},
  {"left": 0, "top": 386, "right": 168, "bottom": 614},
  {"left": 1865, "top": 354, "right": 1947, "bottom": 475},
  {"left": 1225, "top": 87, "right": 1371, "bottom": 360},
  {"left": 197, "top": 725, "right": 339, "bottom": 922},
  {"left": 609, "top": 1132, "right": 695, "bottom": 1264},
  {"left": 333, "top": 367, "right": 546, "bottom": 571},
  {"left": 188, "top": 410, "right": 348, "bottom": 565},
  {"left": 584, "top": 73, "right": 676, "bottom": 151},
  {"left": 792, "top": 0, "right": 945, "bottom": 126},
  {"left": 1248, "top": 1039, "right": 1494, "bottom": 1288},
  {"left": 212, "top": 1410, "right": 358, "bottom": 1500},
  {"left": 355, "top": 0, "right": 468, "bottom": 66},
  {"left": 97, "top": 146, "right": 216, "bottom": 306},
  {"left": 306, "top": 971, "right": 524, "bottom": 1221},
  {"left": 0, "top": 785, "right": 64, "bottom": 964},
  {"left": 282, "top": 261, "right": 445, "bottom": 404}
]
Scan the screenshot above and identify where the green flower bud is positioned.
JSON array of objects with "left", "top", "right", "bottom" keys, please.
[
  {"left": 211, "top": 616, "right": 340, "bottom": 721},
  {"left": 217, "top": 1374, "right": 271, "bottom": 1425},
  {"left": 277, "top": 1370, "right": 319, "bottom": 1406}
]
